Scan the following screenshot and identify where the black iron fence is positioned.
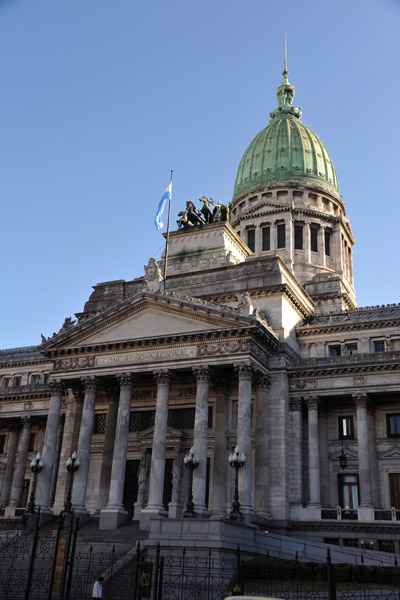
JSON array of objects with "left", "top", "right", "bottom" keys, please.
[{"left": 1, "top": 515, "right": 400, "bottom": 600}]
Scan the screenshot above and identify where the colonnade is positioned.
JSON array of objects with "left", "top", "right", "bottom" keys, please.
[
  {"left": 0, "top": 361, "right": 271, "bottom": 527},
  {"left": 290, "top": 393, "right": 374, "bottom": 509}
]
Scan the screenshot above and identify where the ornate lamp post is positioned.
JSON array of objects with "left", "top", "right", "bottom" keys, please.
[
  {"left": 27, "top": 453, "right": 44, "bottom": 514},
  {"left": 229, "top": 445, "right": 245, "bottom": 521},
  {"left": 183, "top": 447, "right": 199, "bottom": 518},
  {"left": 64, "top": 451, "right": 80, "bottom": 514}
]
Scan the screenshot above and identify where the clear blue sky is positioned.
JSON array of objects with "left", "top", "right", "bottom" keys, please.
[{"left": 1, "top": 0, "right": 399, "bottom": 349}]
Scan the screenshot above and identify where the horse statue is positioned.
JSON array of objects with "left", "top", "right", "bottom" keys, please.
[
  {"left": 199, "top": 196, "right": 215, "bottom": 224},
  {"left": 177, "top": 210, "right": 191, "bottom": 228},
  {"left": 186, "top": 201, "right": 204, "bottom": 226}
]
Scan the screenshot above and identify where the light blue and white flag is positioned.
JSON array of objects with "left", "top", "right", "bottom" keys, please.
[{"left": 154, "top": 181, "right": 172, "bottom": 230}]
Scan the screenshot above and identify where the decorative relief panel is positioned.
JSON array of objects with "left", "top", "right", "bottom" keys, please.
[
  {"left": 289, "top": 379, "right": 317, "bottom": 391},
  {"left": 53, "top": 357, "right": 95, "bottom": 371}
]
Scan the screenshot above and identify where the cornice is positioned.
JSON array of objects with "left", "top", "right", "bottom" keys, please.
[
  {"left": 297, "top": 317, "right": 400, "bottom": 336},
  {"left": 289, "top": 352, "right": 400, "bottom": 378}
]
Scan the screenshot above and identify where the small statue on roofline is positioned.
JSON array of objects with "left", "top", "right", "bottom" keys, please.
[{"left": 176, "top": 197, "right": 231, "bottom": 228}]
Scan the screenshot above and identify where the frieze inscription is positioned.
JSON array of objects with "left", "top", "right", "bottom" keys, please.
[{"left": 96, "top": 347, "right": 197, "bottom": 367}]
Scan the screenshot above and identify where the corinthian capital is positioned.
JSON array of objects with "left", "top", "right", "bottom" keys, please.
[
  {"left": 289, "top": 398, "right": 303, "bottom": 411},
  {"left": 235, "top": 362, "right": 254, "bottom": 381},
  {"left": 305, "top": 396, "right": 319, "bottom": 410},
  {"left": 193, "top": 367, "right": 210, "bottom": 383},
  {"left": 353, "top": 393, "right": 368, "bottom": 409},
  {"left": 83, "top": 378, "right": 98, "bottom": 392},
  {"left": 255, "top": 375, "right": 271, "bottom": 391},
  {"left": 21, "top": 416, "right": 32, "bottom": 428},
  {"left": 49, "top": 381, "right": 64, "bottom": 395},
  {"left": 117, "top": 373, "right": 135, "bottom": 389},
  {"left": 154, "top": 370, "right": 170, "bottom": 386}
]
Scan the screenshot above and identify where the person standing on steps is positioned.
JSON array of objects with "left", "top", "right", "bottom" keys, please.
[{"left": 92, "top": 576, "right": 104, "bottom": 599}]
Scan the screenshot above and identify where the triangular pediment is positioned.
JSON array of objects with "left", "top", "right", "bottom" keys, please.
[{"left": 42, "top": 290, "right": 261, "bottom": 350}]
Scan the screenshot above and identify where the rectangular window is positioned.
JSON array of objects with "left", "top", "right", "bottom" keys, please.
[
  {"left": 329, "top": 345, "right": 341, "bottom": 357},
  {"left": 3, "top": 379, "right": 9, "bottom": 389},
  {"left": 247, "top": 229, "right": 255, "bottom": 253},
  {"left": 339, "top": 416, "right": 354, "bottom": 439},
  {"left": 32, "top": 375, "right": 40, "bottom": 385},
  {"left": 392, "top": 339, "right": 400, "bottom": 351},
  {"left": 262, "top": 226, "right": 270, "bottom": 251},
  {"left": 338, "top": 474, "right": 359, "bottom": 509},
  {"left": 310, "top": 226, "right": 318, "bottom": 252},
  {"left": 389, "top": 473, "right": 400, "bottom": 509},
  {"left": 346, "top": 343, "right": 358, "bottom": 355},
  {"left": 374, "top": 341, "right": 385, "bottom": 353},
  {"left": 0, "top": 435, "right": 6, "bottom": 453},
  {"left": 387, "top": 414, "right": 400, "bottom": 437},
  {"left": 294, "top": 225, "right": 303, "bottom": 250},
  {"left": 95, "top": 414, "right": 107, "bottom": 434},
  {"left": 13, "top": 377, "right": 21, "bottom": 387},
  {"left": 29, "top": 432, "right": 37, "bottom": 453},
  {"left": 277, "top": 223, "right": 286, "bottom": 248},
  {"left": 325, "top": 229, "right": 332, "bottom": 256}
]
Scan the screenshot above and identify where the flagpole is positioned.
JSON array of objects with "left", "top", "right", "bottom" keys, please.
[{"left": 163, "top": 170, "right": 173, "bottom": 285}]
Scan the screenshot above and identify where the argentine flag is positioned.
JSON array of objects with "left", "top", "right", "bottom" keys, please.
[{"left": 155, "top": 182, "right": 172, "bottom": 230}]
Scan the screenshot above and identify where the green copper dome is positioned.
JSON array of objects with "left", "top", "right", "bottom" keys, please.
[{"left": 233, "top": 61, "right": 339, "bottom": 200}]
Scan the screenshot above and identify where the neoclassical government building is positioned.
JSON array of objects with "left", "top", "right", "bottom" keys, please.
[{"left": 1, "top": 61, "right": 400, "bottom": 553}]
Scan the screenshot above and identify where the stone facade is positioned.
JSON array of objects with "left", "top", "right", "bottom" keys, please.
[{"left": 1, "top": 66, "right": 400, "bottom": 556}]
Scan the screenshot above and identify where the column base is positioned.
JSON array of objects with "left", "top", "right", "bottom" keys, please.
[
  {"left": 140, "top": 506, "right": 168, "bottom": 530},
  {"left": 99, "top": 507, "right": 129, "bottom": 530},
  {"left": 168, "top": 501, "right": 183, "bottom": 519}
]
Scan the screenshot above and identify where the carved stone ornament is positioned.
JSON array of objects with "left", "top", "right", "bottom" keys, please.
[
  {"left": 353, "top": 393, "right": 368, "bottom": 409},
  {"left": 24, "top": 401, "right": 33, "bottom": 411},
  {"left": 21, "top": 416, "right": 32, "bottom": 427},
  {"left": 53, "top": 356, "right": 95, "bottom": 371},
  {"left": 117, "top": 374, "right": 134, "bottom": 389},
  {"left": 353, "top": 375, "right": 365, "bottom": 386},
  {"left": 83, "top": 378, "right": 98, "bottom": 392},
  {"left": 255, "top": 375, "right": 270, "bottom": 391},
  {"left": 289, "top": 398, "right": 303, "bottom": 411},
  {"left": 49, "top": 381, "right": 65, "bottom": 395},
  {"left": 197, "top": 341, "right": 250, "bottom": 357},
  {"left": 235, "top": 362, "right": 254, "bottom": 380},
  {"left": 144, "top": 257, "right": 164, "bottom": 292},
  {"left": 290, "top": 379, "right": 316, "bottom": 391},
  {"left": 236, "top": 292, "right": 254, "bottom": 316},
  {"left": 73, "top": 390, "right": 84, "bottom": 404},
  {"left": 193, "top": 367, "right": 210, "bottom": 383},
  {"left": 305, "top": 396, "right": 319, "bottom": 410},
  {"left": 154, "top": 370, "right": 170, "bottom": 386}
]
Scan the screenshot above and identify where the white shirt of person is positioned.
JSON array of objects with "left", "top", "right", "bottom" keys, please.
[{"left": 92, "top": 580, "right": 103, "bottom": 598}]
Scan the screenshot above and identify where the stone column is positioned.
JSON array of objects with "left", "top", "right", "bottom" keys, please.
[
  {"left": 72, "top": 378, "right": 98, "bottom": 517},
  {"left": 0, "top": 423, "right": 20, "bottom": 508},
  {"left": 254, "top": 376, "right": 270, "bottom": 519},
  {"left": 6, "top": 417, "right": 32, "bottom": 514},
  {"left": 192, "top": 367, "right": 210, "bottom": 516},
  {"left": 306, "top": 396, "right": 321, "bottom": 506},
  {"left": 98, "top": 390, "right": 119, "bottom": 510},
  {"left": 354, "top": 394, "right": 373, "bottom": 507},
  {"left": 236, "top": 363, "right": 253, "bottom": 519},
  {"left": 49, "top": 414, "right": 65, "bottom": 506},
  {"left": 52, "top": 390, "right": 83, "bottom": 514},
  {"left": 289, "top": 399, "right": 303, "bottom": 506},
  {"left": 210, "top": 382, "right": 229, "bottom": 518},
  {"left": 100, "top": 375, "right": 133, "bottom": 530},
  {"left": 143, "top": 370, "right": 170, "bottom": 517},
  {"left": 36, "top": 381, "right": 64, "bottom": 512},
  {"left": 319, "top": 406, "right": 330, "bottom": 506}
]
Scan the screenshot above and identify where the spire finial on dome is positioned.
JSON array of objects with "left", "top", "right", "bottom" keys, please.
[{"left": 282, "top": 30, "right": 289, "bottom": 85}]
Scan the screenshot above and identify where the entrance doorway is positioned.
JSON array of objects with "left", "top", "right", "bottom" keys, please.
[
  {"left": 389, "top": 473, "right": 400, "bottom": 509},
  {"left": 123, "top": 460, "right": 140, "bottom": 519}
]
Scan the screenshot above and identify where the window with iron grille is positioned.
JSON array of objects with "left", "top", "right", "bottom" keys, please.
[
  {"left": 95, "top": 413, "right": 107, "bottom": 434},
  {"left": 247, "top": 229, "right": 255, "bottom": 253},
  {"left": 325, "top": 229, "right": 332, "bottom": 256},
  {"left": 310, "top": 226, "right": 318, "bottom": 252},
  {"left": 262, "top": 226, "right": 270, "bottom": 251},
  {"left": 277, "top": 223, "right": 286, "bottom": 248},
  {"left": 129, "top": 411, "right": 155, "bottom": 432},
  {"left": 167, "top": 408, "right": 195, "bottom": 429},
  {"left": 294, "top": 225, "right": 303, "bottom": 250}
]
